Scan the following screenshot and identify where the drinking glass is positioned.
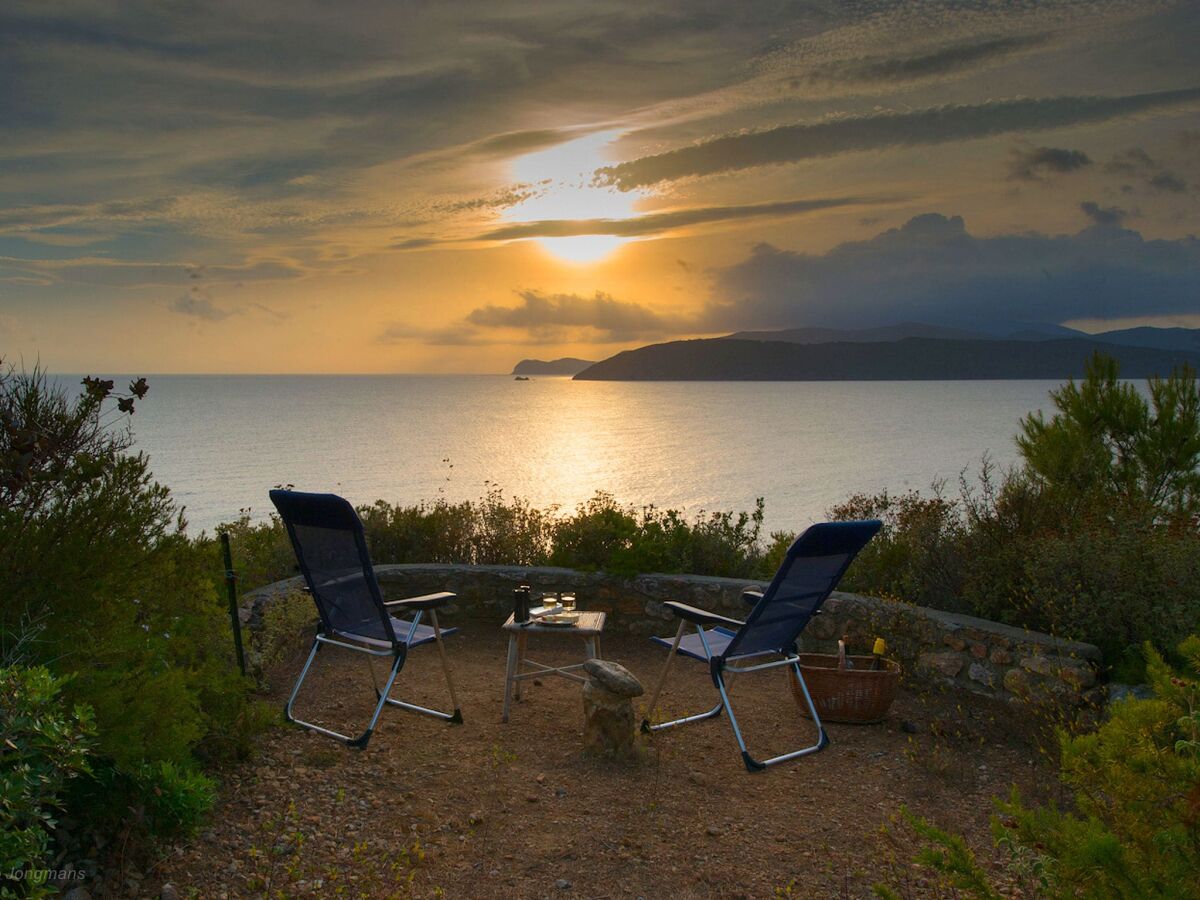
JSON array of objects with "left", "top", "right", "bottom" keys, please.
[
  {"left": 541, "top": 592, "right": 559, "bottom": 611},
  {"left": 560, "top": 593, "right": 576, "bottom": 612}
]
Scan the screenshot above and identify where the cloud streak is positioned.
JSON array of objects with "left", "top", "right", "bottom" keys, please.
[
  {"left": 598, "top": 87, "right": 1200, "bottom": 189},
  {"left": 465, "top": 196, "right": 884, "bottom": 243},
  {"left": 814, "top": 34, "right": 1046, "bottom": 85},
  {"left": 381, "top": 289, "right": 697, "bottom": 346}
]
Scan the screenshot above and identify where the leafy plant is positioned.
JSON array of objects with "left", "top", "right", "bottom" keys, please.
[
  {"left": 832, "top": 356, "right": 1200, "bottom": 664},
  {"left": 878, "top": 636, "right": 1200, "bottom": 899},
  {"left": 0, "top": 666, "right": 95, "bottom": 898},
  {"left": 1018, "top": 353, "right": 1200, "bottom": 525}
]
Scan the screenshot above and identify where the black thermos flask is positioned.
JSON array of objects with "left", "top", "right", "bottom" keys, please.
[{"left": 513, "top": 584, "right": 531, "bottom": 623}]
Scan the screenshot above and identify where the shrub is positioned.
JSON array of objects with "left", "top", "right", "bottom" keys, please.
[
  {"left": 833, "top": 358, "right": 1200, "bottom": 663},
  {"left": 70, "top": 760, "right": 216, "bottom": 842},
  {"left": 832, "top": 487, "right": 965, "bottom": 610},
  {"left": 223, "top": 489, "right": 784, "bottom": 590},
  {"left": 0, "top": 666, "right": 95, "bottom": 898},
  {"left": 0, "top": 365, "right": 270, "bottom": 856},
  {"left": 877, "top": 636, "right": 1200, "bottom": 899},
  {"left": 549, "top": 494, "right": 775, "bottom": 578},
  {"left": 1017, "top": 353, "right": 1200, "bottom": 525}
]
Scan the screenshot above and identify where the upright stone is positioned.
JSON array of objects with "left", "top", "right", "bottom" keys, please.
[{"left": 581, "top": 660, "right": 643, "bottom": 757}]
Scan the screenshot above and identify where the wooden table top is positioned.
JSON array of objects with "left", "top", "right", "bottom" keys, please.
[{"left": 502, "top": 611, "right": 606, "bottom": 635}]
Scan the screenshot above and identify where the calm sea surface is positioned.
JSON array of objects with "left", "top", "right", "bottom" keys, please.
[{"left": 100, "top": 376, "right": 1071, "bottom": 535}]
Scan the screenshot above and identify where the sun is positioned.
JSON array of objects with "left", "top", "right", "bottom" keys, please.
[
  {"left": 504, "top": 130, "right": 644, "bottom": 264},
  {"left": 536, "top": 235, "right": 628, "bottom": 264}
]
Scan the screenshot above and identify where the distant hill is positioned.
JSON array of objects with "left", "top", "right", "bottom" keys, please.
[
  {"left": 1086, "top": 326, "right": 1200, "bottom": 352},
  {"left": 725, "top": 323, "right": 985, "bottom": 343},
  {"left": 511, "top": 357, "right": 596, "bottom": 376},
  {"left": 574, "top": 337, "right": 1200, "bottom": 381}
]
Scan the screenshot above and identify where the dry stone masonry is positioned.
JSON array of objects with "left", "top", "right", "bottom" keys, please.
[{"left": 245, "top": 564, "right": 1103, "bottom": 714}]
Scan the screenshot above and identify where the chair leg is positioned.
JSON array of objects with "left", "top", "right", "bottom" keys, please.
[
  {"left": 716, "top": 662, "right": 829, "bottom": 772},
  {"left": 285, "top": 637, "right": 403, "bottom": 749},
  {"left": 429, "top": 610, "right": 463, "bottom": 724},
  {"left": 642, "top": 622, "right": 725, "bottom": 734},
  {"left": 641, "top": 620, "right": 684, "bottom": 731}
]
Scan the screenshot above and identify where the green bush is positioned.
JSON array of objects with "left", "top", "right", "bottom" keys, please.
[
  {"left": 834, "top": 357, "right": 1200, "bottom": 663},
  {"left": 0, "top": 365, "right": 270, "bottom": 859},
  {"left": 1017, "top": 353, "right": 1199, "bottom": 525},
  {"left": 831, "top": 487, "right": 966, "bottom": 609},
  {"left": 70, "top": 760, "right": 216, "bottom": 842},
  {"left": 221, "top": 489, "right": 784, "bottom": 592},
  {"left": 0, "top": 666, "right": 95, "bottom": 898},
  {"left": 879, "top": 635, "right": 1200, "bottom": 899}
]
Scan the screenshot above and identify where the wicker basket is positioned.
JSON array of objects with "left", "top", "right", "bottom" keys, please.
[{"left": 788, "top": 652, "right": 901, "bottom": 724}]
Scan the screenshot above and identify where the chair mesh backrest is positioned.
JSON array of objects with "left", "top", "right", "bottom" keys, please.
[
  {"left": 269, "top": 490, "right": 396, "bottom": 644},
  {"left": 723, "top": 520, "right": 881, "bottom": 660}
]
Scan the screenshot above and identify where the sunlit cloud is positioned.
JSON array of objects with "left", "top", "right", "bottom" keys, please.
[
  {"left": 380, "top": 289, "right": 699, "bottom": 346},
  {"left": 598, "top": 87, "right": 1200, "bottom": 190}
]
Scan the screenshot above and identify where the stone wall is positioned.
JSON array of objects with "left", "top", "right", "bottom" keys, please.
[{"left": 244, "top": 564, "right": 1102, "bottom": 711}]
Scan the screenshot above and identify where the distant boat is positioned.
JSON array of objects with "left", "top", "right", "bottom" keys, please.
[{"left": 514, "top": 375, "right": 531, "bottom": 381}]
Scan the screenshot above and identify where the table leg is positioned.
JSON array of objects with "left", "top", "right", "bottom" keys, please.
[
  {"left": 502, "top": 633, "right": 519, "bottom": 723},
  {"left": 514, "top": 632, "right": 528, "bottom": 700},
  {"left": 584, "top": 636, "right": 598, "bottom": 660}
]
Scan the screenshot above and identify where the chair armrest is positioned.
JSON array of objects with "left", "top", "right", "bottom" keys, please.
[
  {"left": 385, "top": 591, "right": 456, "bottom": 611},
  {"left": 663, "top": 601, "right": 744, "bottom": 629},
  {"left": 741, "top": 588, "right": 763, "bottom": 607}
]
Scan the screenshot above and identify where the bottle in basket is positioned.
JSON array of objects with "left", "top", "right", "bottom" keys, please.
[{"left": 871, "top": 637, "right": 887, "bottom": 670}]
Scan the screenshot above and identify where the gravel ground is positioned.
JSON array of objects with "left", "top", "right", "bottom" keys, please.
[{"left": 144, "top": 625, "right": 1055, "bottom": 899}]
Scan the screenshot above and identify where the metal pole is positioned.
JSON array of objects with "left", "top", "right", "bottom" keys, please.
[{"left": 219, "top": 532, "right": 247, "bottom": 676}]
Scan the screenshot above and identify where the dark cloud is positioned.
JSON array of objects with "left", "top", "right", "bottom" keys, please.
[
  {"left": 597, "top": 87, "right": 1200, "bottom": 189},
  {"left": 1106, "top": 147, "right": 1157, "bottom": 175},
  {"left": 816, "top": 34, "right": 1045, "bottom": 85},
  {"left": 707, "top": 213, "right": 1200, "bottom": 332},
  {"left": 1105, "top": 147, "right": 1189, "bottom": 194},
  {"left": 1008, "top": 146, "right": 1092, "bottom": 180},
  {"left": 170, "top": 293, "right": 232, "bottom": 321},
  {"left": 1079, "top": 201, "right": 1128, "bottom": 227},
  {"left": 1149, "top": 171, "right": 1187, "bottom": 193}
]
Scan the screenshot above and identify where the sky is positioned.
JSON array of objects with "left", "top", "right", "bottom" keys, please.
[{"left": 1, "top": 0, "right": 1198, "bottom": 373}]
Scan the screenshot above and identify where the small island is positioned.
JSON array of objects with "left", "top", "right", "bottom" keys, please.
[{"left": 511, "top": 357, "right": 596, "bottom": 376}]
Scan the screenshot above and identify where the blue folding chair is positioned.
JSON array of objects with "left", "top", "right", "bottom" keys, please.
[
  {"left": 641, "top": 520, "right": 881, "bottom": 771},
  {"left": 270, "top": 489, "right": 463, "bottom": 749}
]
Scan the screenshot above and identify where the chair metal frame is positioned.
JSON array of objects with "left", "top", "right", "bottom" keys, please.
[
  {"left": 286, "top": 603, "right": 463, "bottom": 748},
  {"left": 641, "top": 519, "right": 881, "bottom": 772},
  {"left": 271, "top": 489, "right": 464, "bottom": 749},
  {"left": 641, "top": 616, "right": 827, "bottom": 772}
]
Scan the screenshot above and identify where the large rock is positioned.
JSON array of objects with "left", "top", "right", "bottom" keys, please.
[
  {"left": 583, "top": 659, "right": 644, "bottom": 698},
  {"left": 581, "top": 664, "right": 643, "bottom": 757}
]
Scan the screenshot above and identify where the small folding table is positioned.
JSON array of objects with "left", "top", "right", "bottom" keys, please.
[{"left": 501, "top": 611, "right": 606, "bottom": 722}]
